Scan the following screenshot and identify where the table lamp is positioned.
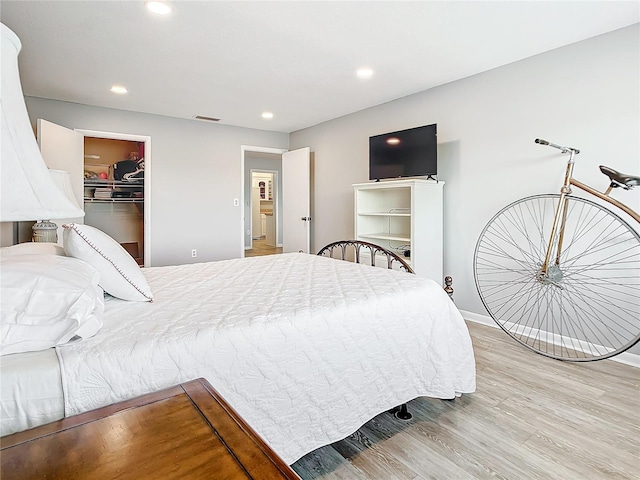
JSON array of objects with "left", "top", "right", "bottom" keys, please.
[{"left": 0, "top": 23, "right": 84, "bottom": 241}]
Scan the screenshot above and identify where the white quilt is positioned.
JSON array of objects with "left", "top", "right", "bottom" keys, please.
[{"left": 56, "top": 253, "right": 475, "bottom": 463}]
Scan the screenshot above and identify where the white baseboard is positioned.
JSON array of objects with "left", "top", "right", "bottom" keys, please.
[
  {"left": 459, "top": 310, "right": 640, "bottom": 369},
  {"left": 459, "top": 310, "right": 496, "bottom": 328}
]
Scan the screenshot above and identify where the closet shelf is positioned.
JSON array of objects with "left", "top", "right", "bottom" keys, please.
[
  {"left": 84, "top": 198, "right": 144, "bottom": 204},
  {"left": 84, "top": 180, "right": 143, "bottom": 188}
]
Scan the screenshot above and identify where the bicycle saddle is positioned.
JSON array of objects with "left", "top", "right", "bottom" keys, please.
[{"left": 599, "top": 165, "right": 640, "bottom": 190}]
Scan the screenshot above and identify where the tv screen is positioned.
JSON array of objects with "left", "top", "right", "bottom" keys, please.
[{"left": 369, "top": 124, "right": 437, "bottom": 181}]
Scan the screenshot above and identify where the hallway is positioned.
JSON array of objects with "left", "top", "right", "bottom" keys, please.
[{"left": 245, "top": 238, "right": 282, "bottom": 257}]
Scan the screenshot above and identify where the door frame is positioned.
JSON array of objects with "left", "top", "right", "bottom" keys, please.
[
  {"left": 77, "top": 129, "right": 152, "bottom": 267},
  {"left": 240, "top": 145, "right": 287, "bottom": 258}
]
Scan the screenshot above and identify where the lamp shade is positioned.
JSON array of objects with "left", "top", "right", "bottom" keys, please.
[
  {"left": 49, "top": 169, "right": 82, "bottom": 210},
  {"left": 0, "top": 23, "right": 84, "bottom": 222}
]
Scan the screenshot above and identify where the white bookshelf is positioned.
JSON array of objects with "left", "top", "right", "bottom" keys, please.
[{"left": 353, "top": 179, "right": 444, "bottom": 281}]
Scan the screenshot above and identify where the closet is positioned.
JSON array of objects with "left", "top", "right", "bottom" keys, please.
[{"left": 83, "top": 137, "right": 145, "bottom": 265}]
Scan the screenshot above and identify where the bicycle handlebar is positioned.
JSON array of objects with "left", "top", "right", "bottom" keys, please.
[{"left": 535, "top": 138, "right": 580, "bottom": 154}]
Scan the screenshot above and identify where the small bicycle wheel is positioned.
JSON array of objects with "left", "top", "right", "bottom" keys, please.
[{"left": 474, "top": 194, "right": 640, "bottom": 361}]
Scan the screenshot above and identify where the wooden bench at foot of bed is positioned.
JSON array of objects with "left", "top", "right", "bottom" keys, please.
[{"left": 1, "top": 378, "right": 299, "bottom": 480}]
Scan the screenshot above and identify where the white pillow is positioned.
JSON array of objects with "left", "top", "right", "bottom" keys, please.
[
  {"left": 1, "top": 243, "right": 66, "bottom": 258},
  {"left": 62, "top": 223, "right": 152, "bottom": 302},
  {"left": 1, "top": 254, "right": 104, "bottom": 355}
]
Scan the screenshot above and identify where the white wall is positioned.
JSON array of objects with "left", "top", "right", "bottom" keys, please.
[
  {"left": 24, "top": 97, "right": 289, "bottom": 266},
  {"left": 290, "top": 25, "right": 639, "bottom": 320}
]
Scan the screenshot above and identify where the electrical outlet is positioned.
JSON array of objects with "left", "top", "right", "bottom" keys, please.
[
  {"left": 191, "top": 249, "right": 197, "bottom": 258},
  {"left": 233, "top": 198, "right": 239, "bottom": 207}
]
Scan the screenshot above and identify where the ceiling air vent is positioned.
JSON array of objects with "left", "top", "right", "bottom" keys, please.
[{"left": 194, "top": 115, "right": 220, "bottom": 122}]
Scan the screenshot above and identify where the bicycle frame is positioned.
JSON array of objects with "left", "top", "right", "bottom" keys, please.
[{"left": 539, "top": 143, "right": 640, "bottom": 277}]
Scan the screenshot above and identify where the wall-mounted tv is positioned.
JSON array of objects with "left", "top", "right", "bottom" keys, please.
[{"left": 369, "top": 123, "right": 437, "bottom": 181}]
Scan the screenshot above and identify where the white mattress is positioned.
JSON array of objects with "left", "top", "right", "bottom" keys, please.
[
  {"left": 0, "top": 348, "right": 64, "bottom": 436},
  {"left": 5, "top": 253, "right": 476, "bottom": 464}
]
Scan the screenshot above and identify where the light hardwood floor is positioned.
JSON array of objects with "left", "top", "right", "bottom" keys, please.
[
  {"left": 292, "top": 321, "right": 640, "bottom": 480},
  {"left": 245, "top": 238, "right": 282, "bottom": 257}
]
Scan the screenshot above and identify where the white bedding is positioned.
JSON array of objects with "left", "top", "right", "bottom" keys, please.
[
  {"left": 0, "top": 348, "right": 64, "bottom": 435},
  {"left": 19, "top": 253, "right": 475, "bottom": 463}
]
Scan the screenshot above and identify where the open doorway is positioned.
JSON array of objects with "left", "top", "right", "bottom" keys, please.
[
  {"left": 82, "top": 137, "right": 145, "bottom": 265},
  {"left": 78, "top": 129, "right": 151, "bottom": 266},
  {"left": 242, "top": 147, "right": 285, "bottom": 257},
  {"left": 246, "top": 170, "right": 282, "bottom": 257}
]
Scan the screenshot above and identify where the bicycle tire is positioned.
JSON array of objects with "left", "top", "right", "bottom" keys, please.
[{"left": 474, "top": 194, "right": 640, "bottom": 361}]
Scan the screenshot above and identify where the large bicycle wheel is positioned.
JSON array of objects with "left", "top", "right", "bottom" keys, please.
[{"left": 474, "top": 194, "right": 640, "bottom": 361}]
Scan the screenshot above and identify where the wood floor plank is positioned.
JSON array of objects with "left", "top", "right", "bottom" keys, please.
[
  {"left": 523, "top": 430, "right": 636, "bottom": 479},
  {"left": 292, "top": 321, "right": 640, "bottom": 480},
  {"left": 495, "top": 388, "right": 640, "bottom": 456},
  {"left": 291, "top": 445, "right": 370, "bottom": 480},
  {"left": 331, "top": 429, "right": 420, "bottom": 480}
]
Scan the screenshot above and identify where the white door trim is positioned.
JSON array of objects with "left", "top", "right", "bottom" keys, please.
[
  {"left": 76, "top": 129, "right": 152, "bottom": 267},
  {"left": 240, "top": 145, "right": 287, "bottom": 258}
]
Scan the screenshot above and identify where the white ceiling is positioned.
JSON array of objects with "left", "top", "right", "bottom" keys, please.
[{"left": 2, "top": 1, "right": 638, "bottom": 133}]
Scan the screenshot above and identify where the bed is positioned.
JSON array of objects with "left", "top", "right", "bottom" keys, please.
[{"left": 1, "top": 228, "right": 476, "bottom": 465}]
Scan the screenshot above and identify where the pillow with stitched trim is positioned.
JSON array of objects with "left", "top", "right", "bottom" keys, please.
[{"left": 63, "top": 223, "right": 153, "bottom": 302}]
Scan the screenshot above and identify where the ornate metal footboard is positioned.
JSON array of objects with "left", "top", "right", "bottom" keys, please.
[
  {"left": 316, "top": 240, "right": 453, "bottom": 299},
  {"left": 317, "top": 240, "right": 414, "bottom": 273},
  {"left": 316, "top": 240, "right": 455, "bottom": 420}
]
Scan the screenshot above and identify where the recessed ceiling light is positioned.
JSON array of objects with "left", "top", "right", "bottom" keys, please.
[
  {"left": 356, "top": 68, "right": 374, "bottom": 79},
  {"left": 110, "top": 85, "right": 128, "bottom": 94},
  {"left": 261, "top": 112, "right": 274, "bottom": 119},
  {"left": 145, "top": 1, "right": 171, "bottom": 15}
]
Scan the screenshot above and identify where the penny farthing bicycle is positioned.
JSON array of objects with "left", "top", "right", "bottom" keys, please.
[{"left": 473, "top": 139, "right": 640, "bottom": 361}]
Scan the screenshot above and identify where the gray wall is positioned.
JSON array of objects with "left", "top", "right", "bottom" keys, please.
[
  {"left": 290, "top": 25, "right": 640, "bottom": 320},
  {"left": 24, "top": 97, "right": 289, "bottom": 266}
]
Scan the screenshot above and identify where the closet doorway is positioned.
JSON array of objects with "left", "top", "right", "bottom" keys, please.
[
  {"left": 19, "top": 121, "right": 151, "bottom": 267},
  {"left": 78, "top": 129, "right": 151, "bottom": 266}
]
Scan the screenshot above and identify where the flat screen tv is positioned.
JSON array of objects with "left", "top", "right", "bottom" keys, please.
[{"left": 369, "top": 123, "right": 437, "bottom": 181}]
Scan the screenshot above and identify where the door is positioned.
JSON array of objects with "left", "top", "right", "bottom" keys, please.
[
  {"left": 282, "top": 147, "right": 311, "bottom": 253},
  {"left": 37, "top": 119, "right": 84, "bottom": 243}
]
